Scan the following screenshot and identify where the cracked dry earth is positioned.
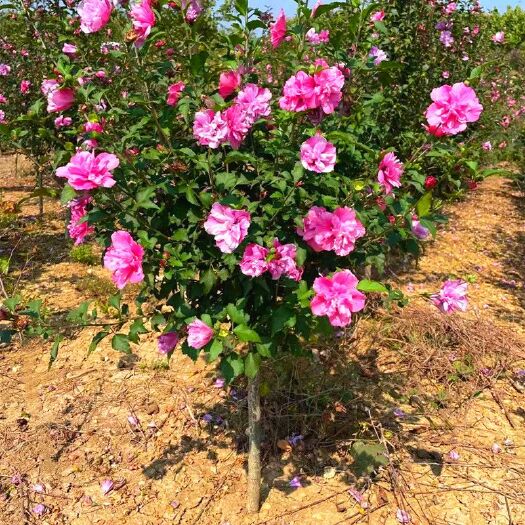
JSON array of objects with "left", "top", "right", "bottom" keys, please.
[{"left": 0, "top": 156, "right": 524, "bottom": 525}]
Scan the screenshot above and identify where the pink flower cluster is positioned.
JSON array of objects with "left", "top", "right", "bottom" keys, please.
[
  {"left": 77, "top": 0, "right": 112, "bottom": 34},
  {"left": 431, "top": 279, "right": 468, "bottom": 313},
  {"left": 311, "top": 270, "right": 366, "bottom": 327},
  {"left": 130, "top": 0, "right": 156, "bottom": 47},
  {"left": 306, "top": 28, "right": 329, "bottom": 45},
  {"left": 300, "top": 134, "right": 336, "bottom": 173},
  {"left": 203, "top": 203, "right": 251, "bottom": 254},
  {"left": 279, "top": 66, "right": 345, "bottom": 115},
  {"left": 298, "top": 206, "right": 365, "bottom": 256},
  {"left": 103, "top": 231, "right": 144, "bottom": 289},
  {"left": 240, "top": 240, "right": 303, "bottom": 282},
  {"left": 378, "top": 152, "right": 404, "bottom": 194},
  {"left": 56, "top": 151, "right": 119, "bottom": 190},
  {"left": 68, "top": 196, "right": 95, "bottom": 245},
  {"left": 425, "top": 82, "right": 483, "bottom": 136},
  {"left": 193, "top": 84, "right": 272, "bottom": 149}
]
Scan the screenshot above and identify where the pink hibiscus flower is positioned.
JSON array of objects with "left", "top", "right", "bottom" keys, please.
[
  {"left": 103, "top": 231, "right": 145, "bottom": 289},
  {"left": 130, "top": 0, "right": 155, "bottom": 47},
  {"left": 77, "top": 0, "right": 112, "bottom": 33},
  {"left": 167, "top": 82, "right": 185, "bottom": 106},
  {"left": 187, "top": 319, "right": 214, "bottom": 349},
  {"left": 203, "top": 203, "right": 251, "bottom": 254},
  {"left": 270, "top": 9, "right": 287, "bottom": 48},
  {"left": 67, "top": 196, "right": 95, "bottom": 245},
  {"left": 431, "top": 279, "right": 468, "bottom": 313},
  {"left": 56, "top": 151, "right": 119, "bottom": 190},
  {"left": 300, "top": 134, "right": 337, "bottom": 173},
  {"left": 378, "top": 152, "right": 404, "bottom": 194}
]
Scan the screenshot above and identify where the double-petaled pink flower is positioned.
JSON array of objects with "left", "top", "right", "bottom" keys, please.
[
  {"left": 193, "top": 109, "right": 228, "bottom": 148},
  {"left": 425, "top": 83, "right": 483, "bottom": 136},
  {"left": 270, "top": 9, "right": 287, "bottom": 48},
  {"left": 306, "top": 28, "right": 329, "bottom": 45},
  {"left": 67, "top": 196, "right": 94, "bottom": 245},
  {"left": 311, "top": 270, "right": 366, "bottom": 327},
  {"left": 187, "top": 319, "right": 214, "bottom": 349},
  {"left": 56, "top": 151, "right": 119, "bottom": 190},
  {"left": 167, "top": 82, "right": 185, "bottom": 106},
  {"left": 491, "top": 31, "right": 505, "bottom": 44},
  {"left": 20, "top": 80, "right": 31, "bottom": 94},
  {"left": 378, "top": 152, "right": 404, "bottom": 194},
  {"left": 300, "top": 134, "right": 336, "bottom": 173},
  {"left": 103, "top": 231, "right": 144, "bottom": 289},
  {"left": 370, "top": 10, "right": 385, "bottom": 22},
  {"left": 47, "top": 85, "right": 75, "bottom": 113},
  {"left": 77, "top": 0, "right": 112, "bottom": 33},
  {"left": 0, "top": 64, "right": 10, "bottom": 76},
  {"left": 130, "top": 0, "right": 156, "bottom": 47},
  {"left": 203, "top": 203, "right": 251, "bottom": 254},
  {"left": 219, "top": 70, "right": 241, "bottom": 99},
  {"left": 235, "top": 83, "right": 272, "bottom": 120},
  {"left": 369, "top": 47, "right": 388, "bottom": 65},
  {"left": 239, "top": 244, "right": 269, "bottom": 277},
  {"left": 431, "top": 279, "right": 468, "bottom": 313},
  {"left": 298, "top": 206, "right": 365, "bottom": 256},
  {"left": 55, "top": 115, "right": 72, "bottom": 129}
]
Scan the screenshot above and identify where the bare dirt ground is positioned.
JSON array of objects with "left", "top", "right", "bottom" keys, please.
[{"left": 0, "top": 155, "right": 524, "bottom": 525}]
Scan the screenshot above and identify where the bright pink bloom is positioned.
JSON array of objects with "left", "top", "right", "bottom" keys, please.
[
  {"left": 68, "top": 196, "right": 94, "bottom": 245},
  {"left": 187, "top": 319, "right": 213, "bottom": 349},
  {"left": 270, "top": 9, "right": 287, "bottom": 48},
  {"left": 268, "top": 240, "right": 303, "bottom": 282},
  {"left": 62, "top": 43, "right": 77, "bottom": 55},
  {"left": 103, "top": 231, "right": 144, "bottom": 289},
  {"left": 20, "top": 80, "right": 31, "bottom": 94},
  {"left": 306, "top": 28, "right": 329, "bottom": 45},
  {"left": 130, "top": 0, "right": 156, "bottom": 47},
  {"left": 240, "top": 244, "right": 269, "bottom": 277},
  {"left": 370, "top": 10, "right": 385, "bottom": 22},
  {"left": 56, "top": 151, "right": 119, "bottom": 190},
  {"left": 311, "top": 0, "right": 322, "bottom": 17},
  {"left": 0, "top": 94, "right": 6, "bottom": 104},
  {"left": 235, "top": 83, "right": 272, "bottom": 120},
  {"left": 482, "top": 141, "right": 492, "bottom": 151},
  {"left": 431, "top": 279, "right": 468, "bottom": 313},
  {"left": 219, "top": 70, "right": 241, "bottom": 99},
  {"left": 300, "top": 134, "right": 337, "bottom": 173},
  {"left": 424, "top": 176, "right": 438, "bottom": 189},
  {"left": 84, "top": 121, "right": 104, "bottom": 133},
  {"left": 311, "top": 270, "right": 366, "bottom": 327},
  {"left": 491, "top": 32, "right": 505, "bottom": 44},
  {"left": 167, "top": 82, "right": 185, "bottom": 106},
  {"left": 193, "top": 109, "right": 228, "bottom": 148},
  {"left": 47, "top": 86, "right": 75, "bottom": 113},
  {"left": 279, "top": 71, "right": 318, "bottom": 112},
  {"left": 313, "top": 66, "right": 345, "bottom": 114},
  {"left": 203, "top": 203, "right": 251, "bottom": 254},
  {"left": 223, "top": 104, "right": 251, "bottom": 149},
  {"left": 444, "top": 2, "right": 457, "bottom": 15},
  {"left": 77, "top": 0, "right": 112, "bottom": 33},
  {"left": 378, "top": 152, "right": 404, "bottom": 194},
  {"left": 425, "top": 82, "right": 483, "bottom": 136},
  {"left": 157, "top": 332, "right": 179, "bottom": 355},
  {"left": 369, "top": 46, "right": 388, "bottom": 65},
  {"left": 298, "top": 206, "right": 365, "bottom": 256}
]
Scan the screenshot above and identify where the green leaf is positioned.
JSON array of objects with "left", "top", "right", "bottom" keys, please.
[
  {"left": 60, "top": 184, "right": 77, "bottom": 205},
  {"left": 108, "top": 294, "right": 121, "bottom": 312},
  {"left": 312, "top": 1, "right": 345, "bottom": 18},
  {"left": 3, "top": 295, "right": 21, "bottom": 313},
  {"left": 135, "top": 187, "right": 160, "bottom": 210},
  {"left": 112, "top": 334, "right": 131, "bottom": 354},
  {"left": 350, "top": 441, "right": 389, "bottom": 477},
  {"left": 0, "top": 257, "right": 9, "bottom": 275},
  {"left": 234, "top": 0, "right": 248, "bottom": 16},
  {"left": 190, "top": 51, "right": 209, "bottom": 77},
  {"left": 88, "top": 331, "right": 109, "bottom": 354},
  {"left": 182, "top": 340, "right": 200, "bottom": 361},
  {"left": 469, "top": 66, "right": 482, "bottom": 80},
  {"left": 271, "top": 306, "right": 296, "bottom": 335},
  {"left": 234, "top": 324, "right": 261, "bottom": 343},
  {"left": 0, "top": 330, "right": 15, "bottom": 344},
  {"left": 415, "top": 192, "right": 432, "bottom": 218},
  {"left": 220, "top": 354, "right": 244, "bottom": 382},
  {"left": 201, "top": 269, "right": 217, "bottom": 293},
  {"left": 48, "top": 336, "right": 63, "bottom": 370},
  {"left": 244, "top": 352, "right": 261, "bottom": 379},
  {"left": 207, "top": 339, "right": 223, "bottom": 362},
  {"left": 129, "top": 319, "right": 148, "bottom": 343},
  {"left": 357, "top": 280, "right": 388, "bottom": 293},
  {"left": 226, "top": 304, "right": 248, "bottom": 325}
]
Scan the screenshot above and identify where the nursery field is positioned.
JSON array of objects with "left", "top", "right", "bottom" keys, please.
[{"left": 1, "top": 157, "right": 524, "bottom": 524}]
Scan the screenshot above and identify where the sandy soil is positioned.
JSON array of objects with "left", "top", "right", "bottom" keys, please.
[{"left": 0, "top": 155, "right": 524, "bottom": 525}]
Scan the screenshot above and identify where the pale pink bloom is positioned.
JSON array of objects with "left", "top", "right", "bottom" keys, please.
[
  {"left": 411, "top": 216, "right": 429, "bottom": 239},
  {"left": 425, "top": 82, "right": 483, "bottom": 136},
  {"left": 223, "top": 104, "right": 251, "bottom": 149},
  {"left": 439, "top": 30, "right": 454, "bottom": 48},
  {"left": 84, "top": 121, "right": 104, "bottom": 133},
  {"left": 82, "top": 138, "right": 99, "bottom": 150},
  {"left": 103, "top": 231, "right": 144, "bottom": 289},
  {"left": 32, "top": 504, "right": 46, "bottom": 516},
  {"left": 462, "top": 54, "right": 469, "bottom": 61},
  {"left": 311, "top": 0, "right": 322, "bottom": 17},
  {"left": 219, "top": 70, "right": 241, "bottom": 99},
  {"left": 68, "top": 196, "right": 94, "bottom": 245},
  {"left": 378, "top": 152, "right": 404, "bottom": 194},
  {"left": 491, "top": 32, "right": 505, "bottom": 44},
  {"left": 279, "top": 70, "right": 318, "bottom": 112},
  {"left": 396, "top": 509, "right": 411, "bottom": 524},
  {"left": 181, "top": 0, "right": 203, "bottom": 23},
  {"left": 300, "top": 134, "right": 337, "bottom": 173},
  {"left": 448, "top": 450, "right": 460, "bottom": 461},
  {"left": 240, "top": 244, "right": 269, "bottom": 277},
  {"left": 298, "top": 206, "right": 365, "bottom": 256},
  {"left": 431, "top": 279, "right": 468, "bottom": 313},
  {"left": 442, "top": 70, "right": 450, "bottom": 79},
  {"left": 444, "top": 2, "right": 457, "bottom": 15},
  {"left": 490, "top": 89, "right": 500, "bottom": 103},
  {"left": 203, "top": 203, "right": 251, "bottom": 254},
  {"left": 56, "top": 151, "right": 119, "bottom": 190},
  {"left": 492, "top": 443, "right": 501, "bottom": 454},
  {"left": 311, "top": 270, "right": 366, "bottom": 327},
  {"left": 187, "top": 319, "right": 213, "bottom": 349},
  {"left": 100, "top": 479, "right": 114, "bottom": 495},
  {"left": 77, "top": 0, "right": 112, "bottom": 33},
  {"left": 270, "top": 9, "right": 287, "bottom": 48},
  {"left": 267, "top": 240, "right": 303, "bottom": 282},
  {"left": 500, "top": 115, "right": 511, "bottom": 128},
  {"left": 167, "top": 82, "right": 185, "bottom": 106},
  {"left": 41, "top": 79, "right": 58, "bottom": 95},
  {"left": 193, "top": 109, "right": 228, "bottom": 148},
  {"left": 0, "top": 94, "right": 6, "bottom": 104},
  {"left": 130, "top": 0, "right": 155, "bottom": 47},
  {"left": 32, "top": 484, "right": 45, "bottom": 494},
  {"left": 235, "top": 83, "right": 272, "bottom": 120},
  {"left": 369, "top": 46, "right": 388, "bottom": 65},
  {"left": 370, "top": 10, "right": 385, "bottom": 22},
  {"left": 0, "top": 110, "right": 5, "bottom": 124},
  {"left": 19, "top": 80, "right": 31, "bottom": 94},
  {"left": 306, "top": 28, "right": 330, "bottom": 45},
  {"left": 312, "top": 66, "right": 345, "bottom": 114},
  {"left": 157, "top": 332, "right": 179, "bottom": 355},
  {"left": 0, "top": 64, "right": 10, "bottom": 76},
  {"left": 499, "top": 141, "right": 507, "bottom": 149},
  {"left": 47, "top": 87, "right": 75, "bottom": 113},
  {"left": 62, "top": 43, "right": 77, "bottom": 55},
  {"left": 482, "top": 141, "right": 492, "bottom": 151}
]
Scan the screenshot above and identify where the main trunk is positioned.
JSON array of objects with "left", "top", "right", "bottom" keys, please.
[{"left": 246, "top": 372, "right": 262, "bottom": 513}]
